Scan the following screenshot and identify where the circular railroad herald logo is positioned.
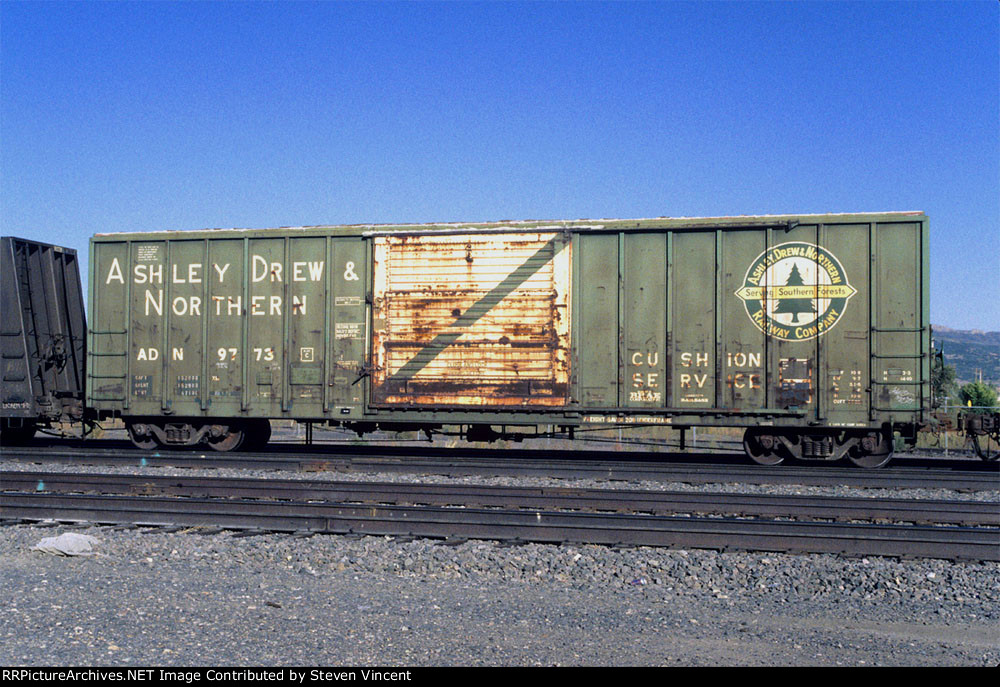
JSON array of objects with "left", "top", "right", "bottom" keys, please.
[{"left": 735, "top": 241, "right": 857, "bottom": 342}]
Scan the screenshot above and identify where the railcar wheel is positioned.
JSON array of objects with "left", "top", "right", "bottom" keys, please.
[
  {"left": 847, "top": 432, "right": 893, "bottom": 468},
  {"left": 972, "top": 434, "right": 999, "bottom": 462},
  {"left": 127, "top": 422, "right": 158, "bottom": 450},
  {"left": 743, "top": 429, "right": 784, "bottom": 466},
  {"left": 207, "top": 424, "right": 245, "bottom": 452},
  {"left": 848, "top": 451, "right": 893, "bottom": 469}
]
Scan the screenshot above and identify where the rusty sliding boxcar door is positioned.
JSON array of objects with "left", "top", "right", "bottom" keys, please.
[{"left": 371, "top": 232, "right": 571, "bottom": 407}]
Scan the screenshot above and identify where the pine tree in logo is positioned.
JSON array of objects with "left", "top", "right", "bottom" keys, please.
[{"left": 773, "top": 262, "right": 815, "bottom": 324}]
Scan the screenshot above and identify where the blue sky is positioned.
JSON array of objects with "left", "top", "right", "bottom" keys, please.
[{"left": 2, "top": 1, "right": 997, "bottom": 329}]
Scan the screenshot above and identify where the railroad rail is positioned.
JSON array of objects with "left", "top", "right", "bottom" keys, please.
[
  {"left": 2, "top": 443, "right": 998, "bottom": 492},
  {"left": 3, "top": 471, "right": 998, "bottom": 526},
  {"left": 2, "top": 471, "right": 997, "bottom": 561}
]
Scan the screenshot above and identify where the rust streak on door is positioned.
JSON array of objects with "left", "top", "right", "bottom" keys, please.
[{"left": 372, "top": 232, "right": 571, "bottom": 407}]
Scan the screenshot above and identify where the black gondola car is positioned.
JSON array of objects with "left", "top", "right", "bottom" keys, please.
[{"left": 0, "top": 236, "right": 87, "bottom": 443}]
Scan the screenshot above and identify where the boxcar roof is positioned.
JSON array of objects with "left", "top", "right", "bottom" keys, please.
[{"left": 92, "top": 211, "right": 926, "bottom": 240}]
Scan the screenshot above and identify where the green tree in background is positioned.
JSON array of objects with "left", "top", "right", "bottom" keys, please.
[
  {"left": 931, "top": 356, "right": 958, "bottom": 407},
  {"left": 959, "top": 381, "right": 999, "bottom": 412}
]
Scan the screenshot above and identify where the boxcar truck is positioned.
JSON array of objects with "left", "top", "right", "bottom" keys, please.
[{"left": 86, "top": 212, "right": 932, "bottom": 467}]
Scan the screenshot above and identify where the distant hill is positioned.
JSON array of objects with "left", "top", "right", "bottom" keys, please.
[{"left": 932, "top": 325, "right": 1000, "bottom": 385}]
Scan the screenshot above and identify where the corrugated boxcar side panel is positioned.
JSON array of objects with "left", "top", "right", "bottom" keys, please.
[
  {"left": 128, "top": 240, "right": 166, "bottom": 409},
  {"left": 575, "top": 221, "right": 915, "bottom": 424},
  {"left": 712, "top": 224, "right": 875, "bottom": 420},
  {"left": 574, "top": 233, "right": 618, "bottom": 406},
  {"left": 285, "top": 236, "right": 327, "bottom": 411},
  {"left": 205, "top": 239, "right": 244, "bottom": 413},
  {"left": 202, "top": 235, "right": 369, "bottom": 417},
  {"left": 328, "top": 237, "right": 367, "bottom": 414},
  {"left": 372, "top": 232, "right": 571, "bottom": 406},
  {"left": 671, "top": 231, "right": 717, "bottom": 408},
  {"left": 753, "top": 223, "right": 866, "bottom": 421},
  {"left": 623, "top": 233, "right": 667, "bottom": 408},
  {"left": 873, "top": 219, "right": 927, "bottom": 415},
  {"left": 91, "top": 234, "right": 370, "bottom": 418},
  {"left": 720, "top": 230, "right": 769, "bottom": 411},
  {"left": 246, "top": 236, "right": 284, "bottom": 414},
  {"left": 164, "top": 240, "right": 205, "bottom": 416},
  {"left": 770, "top": 225, "right": 825, "bottom": 416},
  {"left": 814, "top": 222, "right": 872, "bottom": 425},
  {"left": 209, "top": 236, "right": 369, "bottom": 416},
  {"left": 88, "top": 242, "right": 129, "bottom": 408}
]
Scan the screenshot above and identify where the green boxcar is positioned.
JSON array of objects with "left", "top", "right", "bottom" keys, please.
[{"left": 88, "top": 212, "right": 930, "bottom": 466}]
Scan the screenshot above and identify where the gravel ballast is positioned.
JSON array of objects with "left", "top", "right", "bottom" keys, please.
[
  {"left": 3, "top": 444, "right": 998, "bottom": 666},
  {"left": 1, "top": 522, "right": 998, "bottom": 666}
]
